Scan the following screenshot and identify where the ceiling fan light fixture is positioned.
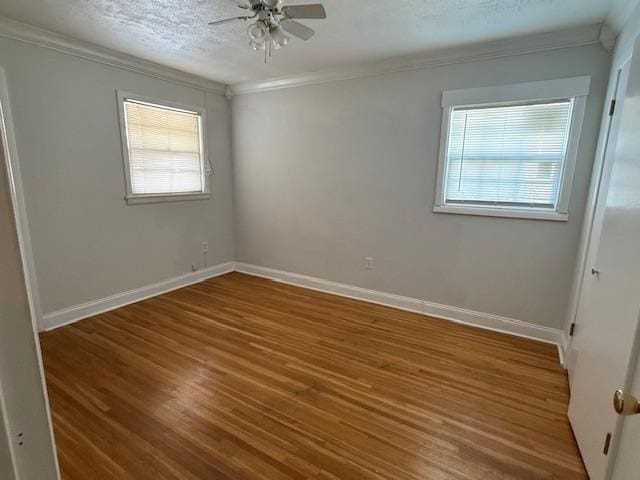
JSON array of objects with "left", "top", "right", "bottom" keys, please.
[
  {"left": 270, "top": 26, "right": 290, "bottom": 49},
  {"left": 247, "top": 20, "right": 268, "bottom": 42}
]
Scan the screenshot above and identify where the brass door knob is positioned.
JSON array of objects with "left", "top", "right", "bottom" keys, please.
[{"left": 613, "top": 390, "right": 640, "bottom": 416}]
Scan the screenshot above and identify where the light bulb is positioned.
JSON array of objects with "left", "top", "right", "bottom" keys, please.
[
  {"left": 249, "top": 40, "right": 265, "bottom": 51},
  {"left": 247, "top": 21, "right": 267, "bottom": 42},
  {"left": 270, "top": 26, "right": 289, "bottom": 50}
]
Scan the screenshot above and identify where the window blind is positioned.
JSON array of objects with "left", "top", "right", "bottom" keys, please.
[
  {"left": 123, "top": 100, "right": 204, "bottom": 196},
  {"left": 444, "top": 100, "right": 573, "bottom": 209}
]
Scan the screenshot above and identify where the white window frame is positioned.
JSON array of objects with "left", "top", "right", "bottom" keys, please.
[
  {"left": 117, "top": 91, "right": 210, "bottom": 205},
  {"left": 433, "top": 76, "right": 590, "bottom": 221}
]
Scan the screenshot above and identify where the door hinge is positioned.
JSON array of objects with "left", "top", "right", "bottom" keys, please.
[
  {"left": 603, "top": 432, "right": 612, "bottom": 455},
  {"left": 609, "top": 99, "right": 617, "bottom": 116},
  {"left": 569, "top": 322, "right": 576, "bottom": 337}
]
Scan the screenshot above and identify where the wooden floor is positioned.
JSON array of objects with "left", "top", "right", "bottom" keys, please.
[{"left": 40, "top": 272, "right": 586, "bottom": 480}]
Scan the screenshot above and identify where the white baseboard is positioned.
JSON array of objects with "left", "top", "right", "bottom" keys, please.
[
  {"left": 43, "top": 260, "right": 564, "bottom": 350},
  {"left": 558, "top": 331, "right": 571, "bottom": 368},
  {"left": 42, "top": 262, "right": 235, "bottom": 331},
  {"left": 235, "top": 263, "right": 564, "bottom": 346}
]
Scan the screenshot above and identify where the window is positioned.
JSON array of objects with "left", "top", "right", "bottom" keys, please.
[
  {"left": 117, "top": 91, "right": 210, "bottom": 205},
  {"left": 434, "top": 77, "right": 590, "bottom": 221}
]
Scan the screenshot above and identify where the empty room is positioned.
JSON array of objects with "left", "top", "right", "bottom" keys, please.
[{"left": 2, "top": 0, "right": 640, "bottom": 479}]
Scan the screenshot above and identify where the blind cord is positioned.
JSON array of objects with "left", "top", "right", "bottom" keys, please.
[{"left": 204, "top": 91, "right": 214, "bottom": 177}]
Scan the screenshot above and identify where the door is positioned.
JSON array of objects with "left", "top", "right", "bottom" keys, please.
[
  {"left": 568, "top": 36, "right": 640, "bottom": 479},
  {"left": 566, "top": 59, "right": 631, "bottom": 383}
]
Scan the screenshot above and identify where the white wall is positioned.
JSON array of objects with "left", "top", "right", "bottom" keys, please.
[
  {"left": 232, "top": 44, "right": 610, "bottom": 330},
  {"left": 0, "top": 37, "right": 235, "bottom": 321},
  {"left": 0, "top": 29, "right": 611, "bottom": 335}
]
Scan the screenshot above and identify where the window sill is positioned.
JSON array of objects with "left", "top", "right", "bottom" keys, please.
[
  {"left": 433, "top": 205, "right": 568, "bottom": 222},
  {"left": 125, "top": 193, "right": 211, "bottom": 205}
]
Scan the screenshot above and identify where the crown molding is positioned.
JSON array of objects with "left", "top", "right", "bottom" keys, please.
[
  {"left": 230, "top": 24, "right": 604, "bottom": 96},
  {"left": 0, "top": 16, "right": 227, "bottom": 95},
  {"left": 599, "top": 23, "right": 617, "bottom": 54},
  {"left": 0, "top": 16, "right": 607, "bottom": 98}
]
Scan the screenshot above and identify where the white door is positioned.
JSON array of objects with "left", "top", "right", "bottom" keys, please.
[
  {"left": 566, "top": 58, "right": 631, "bottom": 384},
  {"left": 568, "top": 36, "right": 640, "bottom": 480}
]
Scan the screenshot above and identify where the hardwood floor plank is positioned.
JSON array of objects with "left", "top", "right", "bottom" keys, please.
[{"left": 40, "top": 272, "right": 586, "bottom": 479}]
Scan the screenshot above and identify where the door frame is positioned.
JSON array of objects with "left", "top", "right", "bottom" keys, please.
[
  {"left": 0, "top": 66, "right": 61, "bottom": 479},
  {"left": 0, "top": 67, "right": 44, "bottom": 332}
]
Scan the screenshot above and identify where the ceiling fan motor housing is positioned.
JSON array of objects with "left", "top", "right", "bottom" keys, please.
[{"left": 261, "top": 0, "right": 281, "bottom": 8}]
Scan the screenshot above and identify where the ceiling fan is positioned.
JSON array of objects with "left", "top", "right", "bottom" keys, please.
[{"left": 208, "top": 0, "right": 326, "bottom": 57}]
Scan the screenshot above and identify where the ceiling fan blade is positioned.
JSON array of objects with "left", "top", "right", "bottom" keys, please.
[
  {"left": 208, "top": 16, "right": 249, "bottom": 26},
  {"left": 280, "top": 18, "right": 315, "bottom": 40},
  {"left": 229, "top": 0, "right": 251, "bottom": 8},
  {"left": 281, "top": 4, "right": 326, "bottom": 19}
]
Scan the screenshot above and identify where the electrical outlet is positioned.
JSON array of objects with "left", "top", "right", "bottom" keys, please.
[
  {"left": 365, "top": 257, "right": 374, "bottom": 270},
  {"left": 191, "top": 264, "right": 197, "bottom": 272},
  {"left": 201, "top": 241, "right": 209, "bottom": 253}
]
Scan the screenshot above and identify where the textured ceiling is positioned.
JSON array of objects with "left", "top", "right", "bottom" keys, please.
[{"left": 0, "top": 0, "right": 620, "bottom": 84}]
